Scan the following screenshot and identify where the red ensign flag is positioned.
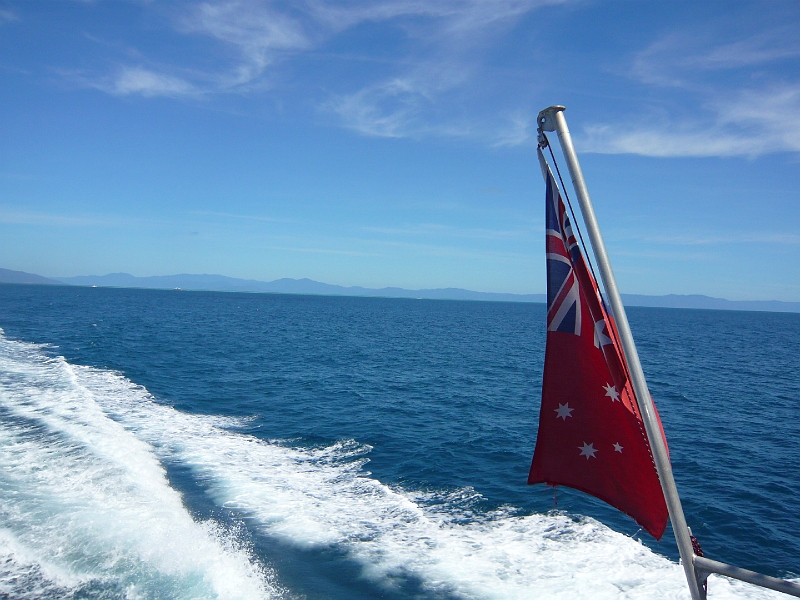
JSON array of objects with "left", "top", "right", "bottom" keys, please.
[{"left": 528, "top": 149, "right": 669, "bottom": 539}]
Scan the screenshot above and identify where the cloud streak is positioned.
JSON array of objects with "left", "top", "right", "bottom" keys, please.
[
  {"left": 108, "top": 66, "right": 199, "bottom": 98},
  {"left": 0, "top": 208, "right": 144, "bottom": 228},
  {"left": 70, "top": 0, "right": 562, "bottom": 141},
  {"left": 178, "top": 0, "right": 563, "bottom": 94},
  {"left": 361, "top": 222, "right": 529, "bottom": 241},
  {"left": 630, "top": 27, "right": 800, "bottom": 88},
  {"left": 190, "top": 210, "right": 294, "bottom": 223},
  {"left": 582, "top": 82, "right": 800, "bottom": 157},
  {"left": 318, "top": 0, "right": 564, "bottom": 142},
  {"left": 179, "top": 1, "right": 313, "bottom": 89},
  {"left": 59, "top": 1, "right": 800, "bottom": 157},
  {"left": 615, "top": 230, "right": 800, "bottom": 247},
  {"left": 0, "top": 8, "right": 17, "bottom": 25},
  {"left": 63, "top": 65, "right": 200, "bottom": 99},
  {"left": 586, "top": 24, "right": 800, "bottom": 158},
  {"left": 264, "top": 244, "right": 382, "bottom": 257}
]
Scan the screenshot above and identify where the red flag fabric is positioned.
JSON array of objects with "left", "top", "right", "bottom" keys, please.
[{"left": 528, "top": 150, "right": 669, "bottom": 540}]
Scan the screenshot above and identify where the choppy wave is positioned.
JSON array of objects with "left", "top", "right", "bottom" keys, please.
[
  {"left": 0, "top": 331, "right": 786, "bottom": 599},
  {"left": 0, "top": 333, "right": 278, "bottom": 599}
]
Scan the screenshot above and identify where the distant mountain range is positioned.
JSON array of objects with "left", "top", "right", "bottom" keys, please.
[
  {"left": 53, "top": 272, "right": 546, "bottom": 303},
  {"left": 0, "top": 267, "right": 62, "bottom": 285},
  {"left": 2, "top": 267, "right": 799, "bottom": 313}
]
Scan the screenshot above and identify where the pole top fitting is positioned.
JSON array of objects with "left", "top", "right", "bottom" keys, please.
[{"left": 537, "top": 105, "right": 565, "bottom": 148}]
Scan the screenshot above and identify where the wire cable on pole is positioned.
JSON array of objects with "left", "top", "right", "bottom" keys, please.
[
  {"left": 541, "top": 133, "right": 643, "bottom": 424},
  {"left": 543, "top": 134, "right": 603, "bottom": 308}
]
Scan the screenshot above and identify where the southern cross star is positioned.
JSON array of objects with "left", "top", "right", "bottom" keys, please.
[
  {"left": 594, "top": 318, "right": 613, "bottom": 348},
  {"left": 603, "top": 383, "right": 620, "bottom": 402},
  {"left": 554, "top": 403, "right": 574, "bottom": 420},
  {"left": 613, "top": 442, "right": 623, "bottom": 452},
  {"left": 579, "top": 442, "right": 597, "bottom": 459}
]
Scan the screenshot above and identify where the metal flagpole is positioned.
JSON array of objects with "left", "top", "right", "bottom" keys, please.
[{"left": 536, "top": 105, "right": 704, "bottom": 600}]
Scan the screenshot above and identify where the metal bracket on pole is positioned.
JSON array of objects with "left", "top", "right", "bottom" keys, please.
[
  {"left": 537, "top": 105, "right": 564, "bottom": 148},
  {"left": 537, "top": 105, "right": 705, "bottom": 600}
]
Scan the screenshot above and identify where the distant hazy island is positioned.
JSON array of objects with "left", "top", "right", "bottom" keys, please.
[{"left": 2, "top": 267, "right": 799, "bottom": 313}]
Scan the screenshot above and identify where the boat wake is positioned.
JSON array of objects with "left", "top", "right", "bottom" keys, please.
[{"left": 0, "top": 332, "right": 786, "bottom": 599}]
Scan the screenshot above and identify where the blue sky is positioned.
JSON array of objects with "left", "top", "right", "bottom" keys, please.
[{"left": 1, "top": 0, "right": 799, "bottom": 300}]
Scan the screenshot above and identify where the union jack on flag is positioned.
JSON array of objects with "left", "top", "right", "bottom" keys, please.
[
  {"left": 543, "top": 164, "right": 616, "bottom": 351},
  {"left": 545, "top": 171, "right": 583, "bottom": 335}
]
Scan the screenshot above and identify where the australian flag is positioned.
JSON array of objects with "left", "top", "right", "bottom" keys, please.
[{"left": 529, "top": 148, "right": 669, "bottom": 540}]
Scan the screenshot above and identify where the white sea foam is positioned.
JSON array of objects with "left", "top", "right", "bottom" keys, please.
[
  {"left": 0, "top": 332, "right": 789, "bottom": 599},
  {"left": 0, "top": 334, "right": 279, "bottom": 599}
]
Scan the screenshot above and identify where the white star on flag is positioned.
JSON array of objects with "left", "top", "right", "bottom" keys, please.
[
  {"left": 594, "top": 318, "right": 613, "bottom": 348},
  {"left": 579, "top": 442, "right": 597, "bottom": 459},
  {"left": 554, "top": 403, "right": 574, "bottom": 420},
  {"left": 603, "top": 383, "right": 620, "bottom": 402},
  {"left": 613, "top": 442, "right": 623, "bottom": 452}
]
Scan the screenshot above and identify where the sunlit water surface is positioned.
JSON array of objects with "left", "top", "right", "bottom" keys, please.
[{"left": 0, "top": 285, "right": 797, "bottom": 599}]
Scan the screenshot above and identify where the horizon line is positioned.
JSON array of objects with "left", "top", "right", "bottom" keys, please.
[{"left": 2, "top": 268, "right": 799, "bottom": 312}]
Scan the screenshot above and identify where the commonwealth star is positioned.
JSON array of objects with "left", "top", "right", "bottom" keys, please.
[
  {"left": 554, "top": 403, "right": 574, "bottom": 420},
  {"left": 579, "top": 442, "right": 597, "bottom": 459},
  {"left": 603, "top": 383, "right": 620, "bottom": 402}
]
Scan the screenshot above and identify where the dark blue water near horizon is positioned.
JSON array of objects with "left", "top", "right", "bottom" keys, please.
[{"left": 0, "top": 283, "right": 797, "bottom": 599}]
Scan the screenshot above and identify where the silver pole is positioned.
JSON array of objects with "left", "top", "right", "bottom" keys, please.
[
  {"left": 537, "top": 106, "right": 704, "bottom": 600},
  {"left": 694, "top": 556, "right": 800, "bottom": 597}
]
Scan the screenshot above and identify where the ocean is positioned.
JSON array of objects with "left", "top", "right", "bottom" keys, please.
[{"left": 0, "top": 283, "right": 797, "bottom": 599}]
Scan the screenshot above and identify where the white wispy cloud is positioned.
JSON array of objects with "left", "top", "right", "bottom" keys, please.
[
  {"left": 0, "top": 8, "right": 17, "bottom": 25},
  {"left": 70, "top": 0, "right": 561, "bottom": 140},
  {"left": 48, "top": 1, "right": 800, "bottom": 156},
  {"left": 364, "top": 236, "right": 531, "bottom": 261},
  {"left": 329, "top": 78, "right": 423, "bottom": 138},
  {"left": 65, "top": 65, "right": 200, "bottom": 98},
  {"left": 630, "top": 26, "right": 800, "bottom": 88},
  {"left": 318, "top": 0, "right": 561, "bottom": 141},
  {"left": 581, "top": 125, "right": 755, "bottom": 158},
  {"left": 629, "top": 34, "right": 690, "bottom": 88},
  {"left": 264, "top": 244, "right": 382, "bottom": 257},
  {"left": 583, "top": 82, "right": 800, "bottom": 157},
  {"left": 178, "top": 0, "right": 560, "bottom": 94},
  {"left": 362, "top": 222, "right": 528, "bottom": 240},
  {"left": 190, "top": 210, "right": 294, "bottom": 223},
  {"left": 615, "top": 229, "right": 800, "bottom": 246},
  {"left": 699, "top": 31, "right": 800, "bottom": 69},
  {"left": 327, "top": 64, "right": 530, "bottom": 144},
  {"left": 304, "top": 0, "right": 561, "bottom": 40},
  {"left": 715, "top": 85, "right": 800, "bottom": 152},
  {"left": 587, "top": 23, "right": 800, "bottom": 158},
  {"left": 326, "top": 62, "right": 478, "bottom": 139},
  {"left": 107, "top": 66, "right": 199, "bottom": 97},
  {"left": 0, "top": 208, "right": 141, "bottom": 228},
  {"left": 179, "top": 0, "right": 313, "bottom": 89},
  {"left": 492, "top": 111, "right": 532, "bottom": 147}
]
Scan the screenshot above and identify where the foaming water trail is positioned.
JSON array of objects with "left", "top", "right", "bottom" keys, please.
[
  {"left": 0, "top": 333, "right": 279, "bottom": 599},
  {"left": 0, "top": 332, "right": 787, "bottom": 599}
]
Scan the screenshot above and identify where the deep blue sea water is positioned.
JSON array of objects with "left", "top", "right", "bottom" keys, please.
[{"left": 0, "top": 284, "right": 797, "bottom": 599}]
